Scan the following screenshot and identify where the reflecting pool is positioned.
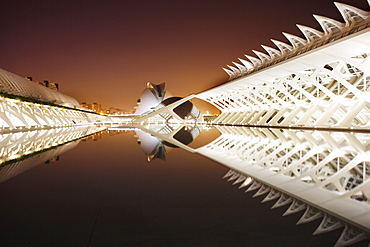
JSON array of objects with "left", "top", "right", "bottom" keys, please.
[{"left": 0, "top": 125, "right": 369, "bottom": 246}]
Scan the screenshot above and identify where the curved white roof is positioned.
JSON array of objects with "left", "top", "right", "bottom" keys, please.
[{"left": 0, "top": 68, "right": 80, "bottom": 108}]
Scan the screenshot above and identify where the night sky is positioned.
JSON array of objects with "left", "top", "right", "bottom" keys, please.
[{"left": 1, "top": 0, "right": 368, "bottom": 110}]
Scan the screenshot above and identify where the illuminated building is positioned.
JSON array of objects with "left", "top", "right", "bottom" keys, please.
[
  {"left": 133, "top": 82, "right": 203, "bottom": 123},
  {"left": 0, "top": 68, "right": 107, "bottom": 131},
  {"left": 190, "top": 2, "right": 370, "bottom": 130}
]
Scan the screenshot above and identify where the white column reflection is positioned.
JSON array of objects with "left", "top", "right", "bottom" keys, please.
[
  {"left": 140, "top": 124, "right": 370, "bottom": 246},
  {"left": 0, "top": 126, "right": 105, "bottom": 183}
]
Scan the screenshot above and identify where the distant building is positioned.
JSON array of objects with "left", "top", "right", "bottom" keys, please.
[
  {"left": 91, "top": 102, "right": 101, "bottom": 112},
  {"left": 80, "top": 102, "right": 133, "bottom": 115},
  {"left": 25, "top": 77, "right": 59, "bottom": 92},
  {"left": 79, "top": 102, "right": 102, "bottom": 113}
]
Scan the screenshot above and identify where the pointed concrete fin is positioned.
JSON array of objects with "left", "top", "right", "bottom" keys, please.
[
  {"left": 238, "top": 58, "right": 254, "bottom": 70},
  {"left": 261, "top": 45, "right": 281, "bottom": 59},
  {"left": 245, "top": 54, "right": 261, "bottom": 68},
  {"left": 334, "top": 225, "right": 369, "bottom": 247},
  {"left": 334, "top": 2, "right": 369, "bottom": 26},
  {"left": 232, "top": 62, "right": 247, "bottom": 75},
  {"left": 223, "top": 169, "right": 234, "bottom": 179},
  {"left": 253, "top": 184, "right": 270, "bottom": 197},
  {"left": 252, "top": 50, "right": 270, "bottom": 63},
  {"left": 313, "top": 14, "right": 345, "bottom": 35},
  {"left": 313, "top": 214, "right": 343, "bottom": 235},
  {"left": 227, "top": 65, "right": 241, "bottom": 77},
  {"left": 271, "top": 193, "right": 292, "bottom": 209},
  {"left": 271, "top": 39, "right": 293, "bottom": 54},
  {"left": 282, "top": 32, "right": 307, "bottom": 49},
  {"left": 228, "top": 172, "right": 240, "bottom": 182},
  {"left": 261, "top": 188, "right": 281, "bottom": 203},
  {"left": 296, "top": 24, "right": 324, "bottom": 42},
  {"left": 233, "top": 174, "right": 246, "bottom": 185},
  {"left": 296, "top": 206, "right": 323, "bottom": 225},
  {"left": 222, "top": 67, "right": 234, "bottom": 79},
  {"left": 283, "top": 199, "right": 306, "bottom": 216},
  {"left": 245, "top": 180, "right": 261, "bottom": 192},
  {"left": 238, "top": 177, "right": 253, "bottom": 189}
]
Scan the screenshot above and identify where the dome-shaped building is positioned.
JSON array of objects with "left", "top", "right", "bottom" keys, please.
[
  {"left": 134, "top": 82, "right": 203, "bottom": 123},
  {"left": 135, "top": 82, "right": 172, "bottom": 114}
]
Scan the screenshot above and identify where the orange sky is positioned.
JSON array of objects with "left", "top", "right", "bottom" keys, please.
[{"left": 1, "top": 0, "right": 368, "bottom": 110}]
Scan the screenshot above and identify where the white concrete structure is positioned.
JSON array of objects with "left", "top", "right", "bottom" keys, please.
[
  {"left": 0, "top": 68, "right": 109, "bottom": 132},
  {"left": 134, "top": 82, "right": 202, "bottom": 124},
  {"left": 198, "top": 126, "right": 370, "bottom": 246},
  {"left": 0, "top": 68, "right": 79, "bottom": 108},
  {"left": 195, "top": 2, "right": 370, "bottom": 130},
  {"left": 0, "top": 126, "right": 105, "bottom": 182},
  {"left": 139, "top": 123, "right": 370, "bottom": 246},
  {"left": 135, "top": 82, "right": 170, "bottom": 114}
]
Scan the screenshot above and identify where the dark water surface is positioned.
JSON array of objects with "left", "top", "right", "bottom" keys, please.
[{"left": 0, "top": 129, "right": 367, "bottom": 246}]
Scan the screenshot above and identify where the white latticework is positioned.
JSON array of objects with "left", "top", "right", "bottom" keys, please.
[
  {"left": 0, "top": 126, "right": 105, "bottom": 182},
  {"left": 196, "top": 126, "right": 370, "bottom": 246},
  {"left": 0, "top": 68, "right": 111, "bottom": 131},
  {"left": 0, "top": 96, "right": 108, "bottom": 131},
  {"left": 196, "top": 2, "right": 370, "bottom": 130}
]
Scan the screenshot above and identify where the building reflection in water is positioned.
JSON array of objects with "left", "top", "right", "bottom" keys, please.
[
  {"left": 134, "top": 124, "right": 202, "bottom": 161},
  {"left": 0, "top": 124, "right": 369, "bottom": 246},
  {"left": 0, "top": 126, "right": 105, "bottom": 183},
  {"left": 138, "top": 123, "right": 370, "bottom": 246}
]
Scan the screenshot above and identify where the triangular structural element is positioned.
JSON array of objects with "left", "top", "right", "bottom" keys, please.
[
  {"left": 296, "top": 205, "right": 323, "bottom": 225},
  {"left": 313, "top": 214, "right": 343, "bottom": 235},
  {"left": 271, "top": 193, "right": 292, "bottom": 209},
  {"left": 282, "top": 32, "right": 307, "bottom": 49},
  {"left": 227, "top": 65, "right": 241, "bottom": 77},
  {"left": 223, "top": 169, "right": 235, "bottom": 179},
  {"left": 313, "top": 15, "right": 345, "bottom": 36},
  {"left": 233, "top": 174, "right": 246, "bottom": 185},
  {"left": 228, "top": 172, "right": 240, "bottom": 182},
  {"left": 233, "top": 62, "right": 247, "bottom": 76},
  {"left": 253, "top": 184, "right": 270, "bottom": 197},
  {"left": 261, "top": 45, "right": 281, "bottom": 60},
  {"left": 334, "top": 2, "right": 369, "bottom": 27},
  {"left": 262, "top": 188, "right": 281, "bottom": 203},
  {"left": 283, "top": 199, "right": 307, "bottom": 216},
  {"left": 245, "top": 180, "right": 261, "bottom": 192},
  {"left": 271, "top": 39, "right": 293, "bottom": 54},
  {"left": 238, "top": 177, "right": 253, "bottom": 189},
  {"left": 222, "top": 67, "right": 234, "bottom": 80},
  {"left": 296, "top": 24, "right": 324, "bottom": 43},
  {"left": 238, "top": 58, "right": 254, "bottom": 70},
  {"left": 252, "top": 50, "right": 270, "bottom": 64},
  {"left": 245, "top": 55, "right": 261, "bottom": 68},
  {"left": 334, "top": 225, "right": 369, "bottom": 247}
]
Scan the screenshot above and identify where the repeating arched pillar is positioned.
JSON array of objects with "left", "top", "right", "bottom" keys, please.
[{"left": 0, "top": 96, "right": 108, "bottom": 132}]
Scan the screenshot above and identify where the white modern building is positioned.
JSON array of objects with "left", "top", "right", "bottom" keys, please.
[
  {"left": 191, "top": 2, "right": 370, "bottom": 131},
  {"left": 0, "top": 68, "right": 108, "bottom": 132},
  {"left": 134, "top": 82, "right": 203, "bottom": 124}
]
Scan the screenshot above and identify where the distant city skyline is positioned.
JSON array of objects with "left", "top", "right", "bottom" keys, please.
[{"left": 1, "top": 0, "right": 368, "bottom": 109}]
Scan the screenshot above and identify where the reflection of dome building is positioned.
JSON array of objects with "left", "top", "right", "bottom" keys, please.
[
  {"left": 135, "top": 130, "right": 167, "bottom": 161},
  {"left": 135, "top": 82, "right": 202, "bottom": 122},
  {"left": 135, "top": 125, "right": 202, "bottom": 161}
]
